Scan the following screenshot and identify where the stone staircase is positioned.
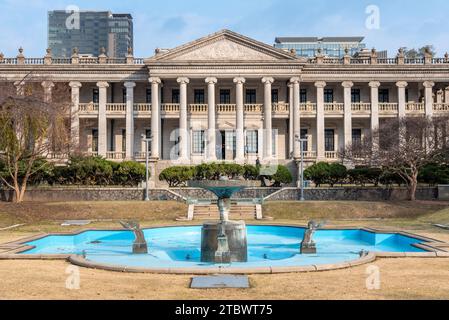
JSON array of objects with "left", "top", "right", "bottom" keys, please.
[{"left": 187, "top": 203, "right": 263, "bottom": 220}]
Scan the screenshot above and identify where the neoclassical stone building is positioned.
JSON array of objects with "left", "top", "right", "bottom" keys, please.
[{"left": 1, "top": 30, "right": 449, "bottom": 181}]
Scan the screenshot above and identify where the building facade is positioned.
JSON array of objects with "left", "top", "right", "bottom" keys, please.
[
  {"left": 2, "top": 30, "right": 449, "bottom": 184},
  {"left": 48, "top": 11, "right": 133, "bottom": 58},
  {"left": 274, "top": 36, "right": 366, "bottom": 58}
]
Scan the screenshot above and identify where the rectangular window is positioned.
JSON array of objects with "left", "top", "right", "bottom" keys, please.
[
  {"left": 219, "top": 89, "right": 231, "bottom": 104},
  {"left": 379, "top": 89, "right": 389, "bottom": 103},
  {"left": 246, "top": 130, "right": 259, "bottom": 154},
  {"left": 324, "top": 89, "right": 334, "bottom": 103},
  {"left": 92, "top": 129, "right": 98, "bottom": 152},
  {"left": 146, "top": 88, "right": 151, "bottom": 104},
  {"left": 145, "top": 129, "right": 152, "bottom": 152},
  {"left": 245, "top": 89, "right": 257, "bottom": 104},
  {"left": 405, "top": 89, "right": 409, "bottom": 102},
  {"left": 93, "top": 89, "right": 99, "bottom": 103},
  {"left": 192, "top": 130, "right": 205, "bottom": 154},
  {"left": 122, "top": 88, "right": 127, "bottom": 103},
  {"left": 172, "top": 89, "right": 180, "bottom": 104},
  {"left": 300, "top": 129, "right": 308, "bottom": 151},
  {"left": 352, "top": 129, "right": 362, "bottom": 146},
  {"left": 271, "top": 89, "right": 279, "bottom": 103},
  {"left": 272, "top": 129, "right": 277, "bottom": 157},
  {"left": 194, "top": 89, "right": 205, "bottom": 104},
  {"left": 325, "top": 129, "right": 335, "bottom": 152},
  {"left": 300, "top": 89, "right": 307, "bottom": 103},
  {"left": 122, "top": 129, "right": 126, "bottom": 152},
  {"left": 351, "top": 89, "right": 361, "bottom": 103}
]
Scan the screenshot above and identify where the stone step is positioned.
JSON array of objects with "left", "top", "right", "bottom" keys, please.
[{"left": 193, "top": 205, "right": 258, "bottom": 220}]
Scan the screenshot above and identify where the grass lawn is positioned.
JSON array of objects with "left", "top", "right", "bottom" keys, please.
[{"left": 0, "top": 200, "right": 449, "bottom": 300}]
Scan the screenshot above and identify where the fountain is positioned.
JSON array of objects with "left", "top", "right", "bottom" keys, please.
[
  {"left": 189, "top": 177, "right": 260, "bottom": 264},
  {"left": 300, "top": 221, "right": 324, "bottom": 254},
  {"left": 120, "top": 221, "right": 148, "bottom": 254}
]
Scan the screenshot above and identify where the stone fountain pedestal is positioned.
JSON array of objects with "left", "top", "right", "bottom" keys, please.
[{"left": 189, "top": 179, "right": 260, "bottom": 264}]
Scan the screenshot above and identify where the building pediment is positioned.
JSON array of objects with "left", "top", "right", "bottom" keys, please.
[{"left": 147, "top": 30, "right": 299, "bottom": 63}]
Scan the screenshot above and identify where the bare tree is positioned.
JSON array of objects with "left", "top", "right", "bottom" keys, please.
[
  {"left": 0, "top": 78, "right": 70, "bottom": 203},
  {"left": 341, "top": 117, "right": 449, "bottom": 201}
]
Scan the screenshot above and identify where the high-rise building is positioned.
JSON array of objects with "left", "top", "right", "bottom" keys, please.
[
  {"left": 48, "top": 11, "right": 133, "bottom": 58},
  {"left": 274, "top": 36, "right": 366, "bottom": 58}
]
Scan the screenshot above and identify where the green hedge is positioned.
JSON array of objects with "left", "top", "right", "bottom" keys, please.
[{"left": 159, "top": 163, "right": 293, "bottom": 188}]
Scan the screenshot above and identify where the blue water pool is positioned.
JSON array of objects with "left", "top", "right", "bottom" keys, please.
[{"left": 22, "top": 226, "right": 427, "bottom": 269}]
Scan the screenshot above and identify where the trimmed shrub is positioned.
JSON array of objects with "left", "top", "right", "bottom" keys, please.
[
  {"left": 272, "top": 165, "right": 293, "bottom": 187},
  {"left": 159, "top": 166, "right": 194, "bottom": 187},
  {"left": 419, "top": 164, "right": 449, "bottom": 185},
  {"left": 379, "top": 170, "right": 405, "bottom": 187},
  {"left": 114, "top": 161, "right": 146, "bottom": 187},
  {"left": 304, "top": 162, "right": 331, "bottom": 187},
  {"left": 348, "top": 167, "right": 382, "bottom": 186},
  {"left": 327, "top": 163, "right": 348, "bottom": 187},
  {"left": 243, "top": 164, "right": 259, "bottom": 181}
]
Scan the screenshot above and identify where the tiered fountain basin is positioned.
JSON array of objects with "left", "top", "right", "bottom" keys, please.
[{"left": 6, "top": 225, "right": 443, "bottom": 274}]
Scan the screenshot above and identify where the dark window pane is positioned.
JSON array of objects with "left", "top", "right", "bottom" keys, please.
[
  {"left": 93, "top": 89, "right": 99, "bottom": 103},
  {"left": 245, "top": 89, "right": 257, "bottom": 104},
  {"left": 194, "top": 89, "right": 205, "bottom": 104},
  {"left": 351, "top": 89, "right": 361, "bottom": 103},
  {"left": 300, "top": 89, "right": 307, "bottom": 103},
  {"left": 325, "top": 129, "right": 335, "bottom": 151},
  {"left": 172, "top": 89, "right": 180, "bottom": 104},
  {"left": 324, "top": 89, "right": 334, "bottom": 103},
  {"left": 220, "top": 89, "right": 231, "bottom": 104},
  {"left": 352, "top": 129, "right": 362, "bottom": 146},
  {"left": 271, "top": 89, "right": 279, "bottom": 103}
]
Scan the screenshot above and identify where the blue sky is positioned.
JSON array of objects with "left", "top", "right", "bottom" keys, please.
[{"left": 1, "top": 0, "right": 449, "bottom": 57}]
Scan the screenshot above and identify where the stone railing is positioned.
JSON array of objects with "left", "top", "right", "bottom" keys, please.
[
  {"left": 272, "top": 102, "right": 289, "bottom": 113},
  {"left": 406, "top": 102, "right": 425, "bottom": 113},
  {"left": 300, "top": 103, "right": 317, "bottom": 113},
  {"left": 189, "top": 104, "right": 208, "bottom": 113},
  {"left": 244, "top": 104, "right": 263, "bottom": 113},
  {"left": 433, "top": 103, "right": 449, "bottom": 112},
  {"left": 302, "top": 151, "right": 317, "bottom": 159},
  {"left": 379, "top": 103, "right": 398, "bottom": 113},
  {"left": 161, "top": 103, "right": 180, "bottom": 113},
  {"left": 325, "top": 151, "right": 338, "bottom": 159},
  {"left": 134, "top": 151, "right": 147, "bottom": 160},
  {"left": 324, "top": 103, "right": 344, "bottom": 112},
  {"left": 351, "top": 103, "right": 371, "bottom": 112},
  {"left": 134, "top": 103, "right": 151, "bottom": 113},
  {"left": 79, "top": 103, "right": 99, "bottom": 113},
  {"left": 216, "top": 104, "right": 236, "bottom": 113},
  {"left": 106, "top": 152, "right": 126, "bottom": 160},
  {"left": 106, "top": 103, "right": 126, "bottom": 113}
]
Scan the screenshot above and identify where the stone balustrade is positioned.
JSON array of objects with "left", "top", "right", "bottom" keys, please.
[
  {"left": 406, "top": 102, "right": 425, "bottom": 113},
  {"left": 351, "top": 103, "right": 372, "bottom": 112}
]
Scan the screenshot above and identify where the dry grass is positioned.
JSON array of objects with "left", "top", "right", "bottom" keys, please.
[{"left": 1, "top": 258, "right": 449, "bottom": 300}]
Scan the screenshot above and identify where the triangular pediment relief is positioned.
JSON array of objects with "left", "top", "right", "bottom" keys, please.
[{"left": 149, "top": 30, "right": 298, "bottom": 62}]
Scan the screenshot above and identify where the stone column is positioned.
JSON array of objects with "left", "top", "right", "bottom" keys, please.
[
  {"left": 342, "top": 81, "right": 354, "bottom": 150},
  {"left": 97, "top": 81, "right": 109, "bottom": 157},
  {"left": 424, "top": 81, "right": 435, "bottom": 117},
  {"left": 233, "top": 77, "right": 246, "bottom": 163},
  {"left": 69, "top": 81, "right": 82, "bottom": 152},
  {"left": 206, "top": 77, "right": 218, "bottom": 161},
  {"left": 262, "top": 77, "right": 274, "bottom": 159},
  {"left": 41, "top": 81, "right": 55, "bottom": 103},
  {"left": 124, "top": 82, "right": 136, "bottom": 160},
  {"left": 291, "top": 77, "right": 301, "bottom": 159},
  {"left": 315, "top": 81, "right": 326, "bottom": 161},
  {"left": 177, "top": 77, "right": 190, "bottom": 162},
  {"left": 149, "top": 77, "right": 161, "bottom": 159},
  {"left": 288, "top": 83, "right": 294, "bottom": 158},
  {"left": 369, "top": 81, "right": 381, "bottom": 143},
  {"left": 396, "top": 81, "right": 408, "bottom": 118}
]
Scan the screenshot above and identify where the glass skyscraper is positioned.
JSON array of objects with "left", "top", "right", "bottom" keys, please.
[
  {"left": 48, "top": 11, "right": 133, "bottom": 58},
  {"left": 274, "top": 37, "right": 366, "bottom": 58}
]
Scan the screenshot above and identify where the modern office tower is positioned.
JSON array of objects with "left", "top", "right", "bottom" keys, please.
[
  {"left": 274, "top": 36, "right": 366, "bottom": 58},
  {"left": 48, "top": 10, "right": 133, "bottom": 58}
]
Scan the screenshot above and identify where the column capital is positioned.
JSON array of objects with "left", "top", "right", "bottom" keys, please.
[
  {"left": 314, "top": 81, "right": 326, "bottom": 88},
  {"left": 149, "top": 77, "right": 161, "bottom": 84},
  {"left": 205, "top": 77, "right": 217, "bottom": 84},
  {"left": 41, "top": 81, "right": 55, "bottom": 89},
  {"left": 289, "top": 77, "right": 301, "bottom": 84},
  {"left": 396, "top": 81, "right": 408, "bottom": 88},
  {"left": 368, "top": 81, "right": 381, "bottom": 88},
  {"left": 423, "top": 81, "right": 435, "bottom": 88},
  {"left": 262, "top": 77, "right": 275, "bottom": 85},
  {"left": 124, "top": 81, "right": 136, "bottom": 89},
  {"left": 177, "top": 77, "right": 190, "bottom": 84},
  {"left": 233, "top": 77, "right": 246, "bottom": 84},
  {"left": 96, "top": 81, "right": 109, "bottom": 88},
  {"left": 341, "top": 81, "right": 354, "bottom": 88},
  {"left": 69, "top": 81, "right": 82, "bottom": 89}
]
